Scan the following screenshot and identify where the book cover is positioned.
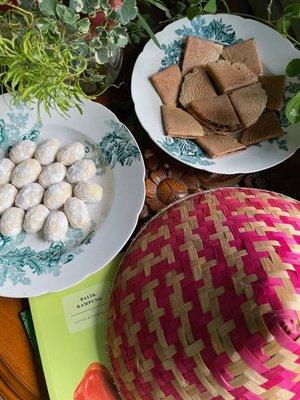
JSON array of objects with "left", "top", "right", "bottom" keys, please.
[{"left": 29, "top": 255, "right": 122, "bottom": 400}]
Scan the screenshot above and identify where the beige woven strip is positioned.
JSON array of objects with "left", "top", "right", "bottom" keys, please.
[
  {"left": 140, "top": 225, "right": 171, "bottom": 251},
  {"left": 184, "top": 339, "right": 204, "bottom": 358},
  {"left": 244, "top": 380, "right": 266, "bottom": 395},
  {"left": 260, "top": 386, "right": 294, "bottom": 400},
  {"left": 205, "top": 374, "right": 234, "bottom": 400}
]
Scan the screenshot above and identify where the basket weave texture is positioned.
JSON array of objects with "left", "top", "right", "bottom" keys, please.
[{"left": 107, "top": 188, "right": 300, "bottom": 400}]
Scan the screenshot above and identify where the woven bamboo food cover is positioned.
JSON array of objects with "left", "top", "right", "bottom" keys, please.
[{"left": 107, "top": 188, "right": 300, "bottom": 400}]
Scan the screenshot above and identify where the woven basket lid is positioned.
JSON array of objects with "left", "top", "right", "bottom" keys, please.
[{"left": 107, "top": 188, "right": 300, "bottom": 400}]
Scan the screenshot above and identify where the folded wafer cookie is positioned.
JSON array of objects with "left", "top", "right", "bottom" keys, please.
[
  {"left": 150, "top": 65, "right": 182, "bottom": 106},
  {"left": 229, "top": 83, "right": 267, "bottom": 128},
  {"left": 182, "top": 36, "right": 223, "bottom": 76},
  {"left": 189, "top": 95, "right": 241, "bottom": 132},
  {"left": 259, "top": 75, "right": 286, "bottom": 112},
  {"left": 162, "top": 106, "right": 204, "bottom": 138},
  {"left": 240, "top": 111, "right": 284, "bottom": 146},
  {"left": 196, "top": 132, "right": 246, "bottom": 158},
  {"left": 207, "top": 60, "right": 258, "bottom": 93},
  {"left": 222, "top": 39, "right": 263, "bottom": 76},
  {"left": 179, "top": 68, "right": 217, "bottom": 108}
]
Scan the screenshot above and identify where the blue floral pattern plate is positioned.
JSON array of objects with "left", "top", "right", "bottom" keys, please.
[
  {"left": 0, "top": 94, "right": 145, "bottom": 297},
  {"left": 131, "top": 14, "right": 300, "bottom": 174}
]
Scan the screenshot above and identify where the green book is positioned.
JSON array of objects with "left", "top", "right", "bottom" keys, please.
[{"left": 29, "top": 255, "right": 122, "bottom": 400}]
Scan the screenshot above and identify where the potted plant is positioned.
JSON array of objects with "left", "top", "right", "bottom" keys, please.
[
  {"left": 0, "top": 0, "right": 170, "bottom": 114},
  {"left": 0, "top": 0, "right": 299, "bottom": 123}
]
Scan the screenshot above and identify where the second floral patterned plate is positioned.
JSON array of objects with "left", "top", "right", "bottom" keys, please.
[
  {"left": 132, "top": 14, "right": 300, "bottom": 174},
  {"left": 0, "top": 94, "right": 145, "bottom": 297}
]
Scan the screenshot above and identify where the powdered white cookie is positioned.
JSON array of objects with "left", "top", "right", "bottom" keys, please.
[
  {"left": 56, "top": 142, "right": 85, "bottom": 166},
  {"left": 9, "top": 140, "right": 37, "bottom": 164},
  {"left": 0, "top": 158, "right": 15, "bottom": 185},
  {"left": 0, "top": 207, "right": 24, "bottom": 236},
  {"left": 74, "top": 181, "right": 103, "bottom": 203},
  {"left": 11, "top": 159, "right": 42, "bottom": 189},
  {"left": 34, "top": 138, "right": 61, "bottom": 165},
  {"left": 44, "top": 181, "right": 72, "bottom": 210},
  {"left": 0, "top": 183, "right": 18, "bottom": 214},
  {"left": 39, "top": 162, "right": 66, "bottom": 188},
  {"left": 64, "top": 197, "right": 90, "bottom": 230},
  {"left": 23, "top": 204, "right": 49, "bottom": 233},
  {"left": 44, "top": 211, "right": 68, "bottom": 242},
  {"left": 15, "top": 183, "right": 44, "bottom": 210},
  {"left": 66, "top": 159, "right": 96, "bottom": 184}
]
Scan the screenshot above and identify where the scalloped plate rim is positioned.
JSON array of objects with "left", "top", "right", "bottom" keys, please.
[
  {"left": 0, "top": 94, "right": 145, "bottom": 298},
  {"left": 131, "top": 13, "right": 300, "bottom": 174}
]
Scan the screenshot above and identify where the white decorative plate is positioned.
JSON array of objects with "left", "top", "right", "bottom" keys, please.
[
  {"left": 132, "top": 14, "right": 300, "bottom": 174},
  {"left": 0, "top": 94, "right": 145, "bottom": 297}
]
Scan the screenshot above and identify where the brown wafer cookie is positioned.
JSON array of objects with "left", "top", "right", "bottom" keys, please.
[
  {"left": 222, "top": 39, "right": 263, "bottom": 76},
  {"left": 196, "top": 132, "right": 246, "bottom": 158},
  {"left": 259, "top": 75, "right": 286, "bottom": 112},
  {"left": 150, "top": 65, "right": 182, "bottom": 106},
  {"left": 188, "top": 94, "right": 241, "bottom": 132},
  {"left": 240, "top": 111, "right": 284, "bottom": 146},
  {"left": 207, "top": 60, "right": 258, "bottom": 93},
  {"left": 181, "top": 36, "right": 223, "bottom": 76},
  {"left": 179, "top": 68, "right": 217, "bottom": 108},
  {"left": 229, "top": 83, "right": 267, "bottom": 128},
  {"left": 161, "top": 106, "right": 204, "bottom": 138}
]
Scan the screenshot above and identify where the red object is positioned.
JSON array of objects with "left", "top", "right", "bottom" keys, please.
[
  {"left": 89, "top": 11, "right": 106, "bottom": 30},
  {"left": 73, "top": 363, "right": 120, "bottom": 400},
  {"left": 108, "top": 0, "right": 123, "bottom": 11}
]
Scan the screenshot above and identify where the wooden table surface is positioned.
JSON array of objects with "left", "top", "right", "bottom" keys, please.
[{"left": 0, "top": 1, "right": 299, "bottom": 399}]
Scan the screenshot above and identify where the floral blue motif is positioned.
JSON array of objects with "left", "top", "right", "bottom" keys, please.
[
  {"left": 159, "top": 16, "right": 299, "bottom": 162},
  {"left": 0, "top": 103, "right": 42, "bottom": 158},
  {"left": 85, "top": 119, "right": 140, "bottom": 175},
  {"left": 161, "top": 17, "right": 240, "bottom": 68},
  {"left": 0, "top": 102, "right": 97, "bottom": 287},
  {"left": 159, "top": 138, "right": 214, "bottom": 166},
  {"left": 0, "top": 228, "right": 95, "bottom": 287}
]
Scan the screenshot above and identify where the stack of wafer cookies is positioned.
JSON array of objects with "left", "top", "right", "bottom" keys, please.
[{"left": 150, "top": 36, "right": 285, "bottom": 158}]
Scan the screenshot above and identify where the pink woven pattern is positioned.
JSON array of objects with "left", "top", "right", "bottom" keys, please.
[{"left": 107, "top": 188, "right": 300, "bottom": 400}]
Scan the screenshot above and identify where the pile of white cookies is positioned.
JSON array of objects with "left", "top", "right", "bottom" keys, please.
[{"left": 0, "top": 138, "right": 103, "bottom": 242}]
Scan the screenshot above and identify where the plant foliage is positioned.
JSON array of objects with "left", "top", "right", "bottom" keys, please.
[{"left": 0, "top": 0, "right": 299, "bottom": 123}]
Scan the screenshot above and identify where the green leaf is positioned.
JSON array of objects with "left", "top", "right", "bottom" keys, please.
[
  {"left": 56, "top": 3, "right": 66, "bottom": 18},
  {"left": 286, "top": 92, "right": 300, "bottom": 124},
  {"left": 137, "top": 13, "right": 160, "bottom": 48},
  {"left": 39, "top": 0, "right": 57, "bottom": 16},
  {"left": 204, "top": 0, "right": 217, "bottom": 13},
  {"left": 63, "top": 8, "right": 78, "bottom": 24},
  {"left": 94, "top": 47, "right": 109, "bottom": 63},
  {"left": 70, "top": 0, "right": 84, "bottom": 12},
  {"left": 174, "top": 2, "right": 186, "bottom": 14},
  {"left": 36, "top": 18, "right": 53, "bottom": 31},
  {"left": 99, "top": 0, "right": 110, "bottom": 11},
  {"left": 56, "top": 4, "right": 78, "bottom": 25},
  {"left": 113, "top": 27, "right": 129, "bottom": 47},
  {"left": 187, "top": 6, "right": 200, "bottom": 20},
  {"left": 117, "top": 0, "right": 138, "bottom": 24},
  {"left": 88, "top": 0, "right": 100, "bottom": 10},
  {"left": 19, "top": 0, "right": 36, "bottom": 10},
  {"left": 276, "top": 17, "right": 291, "bottom": 34},
  {"left": 77, "top": 17, "right": 90, "bottom": 34},
  {"left": 284, "top": 4, "right": 300, "bottom": 18},
  {"left": 286, "top": 59, "right": 300, "bottom": 77},
  {"left": 144, "top": 0, "right": 171, "bottom": 18}
]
